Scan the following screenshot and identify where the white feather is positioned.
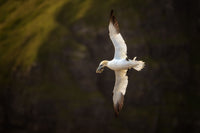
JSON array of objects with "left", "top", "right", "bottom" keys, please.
[
  {"left": 132, "top": 57, "right": 145, "bottom": 71},
  {"left": 109, "top": 23, "right": 127, "bottom": 59},
  {"left": 113, "top": 70, "right": 128, "bottom": 104}
]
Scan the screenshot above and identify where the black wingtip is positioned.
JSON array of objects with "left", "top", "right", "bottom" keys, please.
[
  {"left": 109, "top": 9, "right": 120, "bottom": 33},
  {"left": 110, "top": 9, "right": 114, "bottom": 16},
  {"left": 113, "top": 93, "right": 124, "bottom": 117},
  {"left": 110, "top": 9, "right": 115, "bottom": 22},
  {"left": 114, "top": 111, "right": 119, "bottom": 118}
]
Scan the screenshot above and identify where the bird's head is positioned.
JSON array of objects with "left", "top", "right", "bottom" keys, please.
[{"left": 96, "top": 60, "right": 108, "bottom": 73}]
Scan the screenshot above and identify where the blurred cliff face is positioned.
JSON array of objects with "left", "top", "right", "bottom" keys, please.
[{"left": 0, "top": 0, "right": 199, "bottom": 133}]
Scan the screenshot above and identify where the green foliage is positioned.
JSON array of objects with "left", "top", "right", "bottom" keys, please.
[{"left": 0, "top": 0, "right": 67, "bottom": 73}]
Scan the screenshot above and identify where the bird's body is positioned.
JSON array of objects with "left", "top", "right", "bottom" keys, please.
[
  {"left": 96, "top": 10, "right": 145, "bottom": 116},
  {"left": 107, "top": 58, "right": 138, "bottom": 71}
]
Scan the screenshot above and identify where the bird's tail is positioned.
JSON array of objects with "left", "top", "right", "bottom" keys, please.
[{"left": 132, "top": 57, "right": 145, "bottom": 71}]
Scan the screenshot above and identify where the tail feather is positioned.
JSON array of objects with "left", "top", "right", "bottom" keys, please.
[{"left": 133, "top": 57, "right": 145, "bottom": 71}]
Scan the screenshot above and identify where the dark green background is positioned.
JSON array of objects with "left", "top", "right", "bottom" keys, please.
[{"left": 0, "top": 0, "right": 199, "bottom": 133}]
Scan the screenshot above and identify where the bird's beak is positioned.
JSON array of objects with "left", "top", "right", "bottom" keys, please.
[{"left": 96, "top": 66, "right": 104, "bottom": 73}]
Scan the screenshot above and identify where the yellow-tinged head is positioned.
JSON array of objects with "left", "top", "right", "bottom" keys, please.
[{"left": 96, "top": 60, "right": 109, "bottom": 73}]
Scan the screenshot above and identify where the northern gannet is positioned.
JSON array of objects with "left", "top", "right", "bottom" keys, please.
[{"left": 96, "top": 10, "right": 145, "bottom": 116}]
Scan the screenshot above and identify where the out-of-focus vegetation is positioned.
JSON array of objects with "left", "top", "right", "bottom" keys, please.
[{"left": 0, "top": 0, "right": 199, "bottom": 133}]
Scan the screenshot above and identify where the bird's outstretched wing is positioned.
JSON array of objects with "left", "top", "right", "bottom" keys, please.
[
  {"left": 109, "top": 10, "right": 127, "bottom": 59},
  {"left": 113, "top": 70, "right": 128, "bottom": 116}
]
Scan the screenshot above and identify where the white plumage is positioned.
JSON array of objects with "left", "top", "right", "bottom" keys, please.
[
  {"left": 96, "top": 10, "right": 145, "bottom": 116},
  {"left": 109, "top": 33, "right": 127, "bottom": 59}
]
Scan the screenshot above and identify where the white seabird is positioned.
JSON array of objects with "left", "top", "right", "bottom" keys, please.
[{"left": 96, "top": 10, "right": 145, "bottom": 116}]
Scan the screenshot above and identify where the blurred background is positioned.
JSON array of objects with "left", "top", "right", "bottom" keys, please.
[{"left": 0, "top": 0, "right": 200, "bottom": 133}]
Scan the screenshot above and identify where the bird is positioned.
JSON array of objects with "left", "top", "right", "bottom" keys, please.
[{"left": 96, "top": 10, "right": 145, "bottom": 116}]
